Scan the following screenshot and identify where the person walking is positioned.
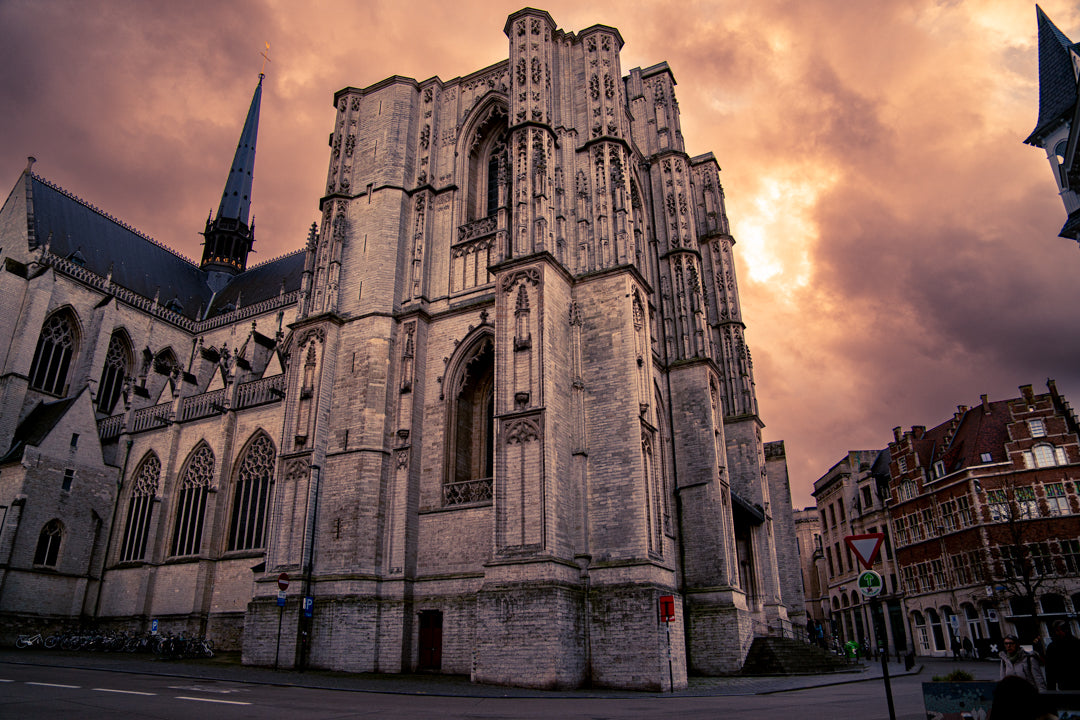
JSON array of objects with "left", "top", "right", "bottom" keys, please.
[
  {"left": 999, "top": 635, "right": 1046, "bottom": 691},
  {"left": 1044, "top": 621, "right": 1080, "bottom": 691}
]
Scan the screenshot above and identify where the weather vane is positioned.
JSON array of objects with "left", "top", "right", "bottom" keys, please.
[{"left": 259, "top": 42, "right": 271, "bottom": 78}]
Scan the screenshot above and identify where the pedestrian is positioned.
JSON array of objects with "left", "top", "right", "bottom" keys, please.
[
  {"left": 1044, "top": 621, "right": 1080, "bottom": 691},
  {"left": 962, "top": 635, "right": 974, "bottom": 659},
  {"left": 951, "top": 634, "right": 961, "bottom": 659},
  {"left": 988, "top": 675, "right": 1057, "bottom": 720},
  {"left": 999, "top": 635, "right": 1046, "bottom": 691}
]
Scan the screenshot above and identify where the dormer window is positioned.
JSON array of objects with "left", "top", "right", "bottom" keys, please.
[
  {"left": 933, "top": 460, "right": 946, "bottom": 478},
  {"left": 1029, "top": 419, "right": 1047, "bottom": 438},
  {"left": 980, "top": 452, "right": 993, "bottom": 463}
]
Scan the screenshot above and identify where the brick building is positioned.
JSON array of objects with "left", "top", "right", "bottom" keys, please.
[
  {"left": 0, "top": 8, "right": 800, "bottom": 690},
  {"left": 886, "top": 382, "right": 1080, "bottom": 658},
  {"left": 812, "top": 450, "right": 907, "bottom": 656}
]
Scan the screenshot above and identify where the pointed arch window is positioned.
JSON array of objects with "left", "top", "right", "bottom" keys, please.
[
  {"left": 34, "top": 520, "right": 63, "bottom": 567},
  {"left": 171, "top": 443, "right": 215, "bottom": 557},
  {"left": 228, "top": 433, "right": 276, "bottom": 551},
  {"left": 29, "top": 311, "right": 78, "bottom": 395},
  {"left": 97, "top": 331, "right": 131, "bottom": 414},
  {"left": 465, "top": 106, "right": 508, "bottom": 223},
  {"left": 119, "top": 454, "right": 160, "bottom": 562},
  {"left": 444, "top": 335, "right": 494, "bottom": 505}
]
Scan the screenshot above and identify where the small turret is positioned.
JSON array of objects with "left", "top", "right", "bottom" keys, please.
[{"left": 201, "top": 74, "right": 263, "bottom": 284}]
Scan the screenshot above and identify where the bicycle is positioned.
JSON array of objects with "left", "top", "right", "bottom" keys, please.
[{"left": 16, "top": 633, "right": 57, "bottom": 649}]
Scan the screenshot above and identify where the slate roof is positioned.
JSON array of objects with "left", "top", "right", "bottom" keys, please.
[
  {"left": 0, "top": 393, "right": 80, "bottom": 464},
  {"left": 206, "top": 250, "right": 306, "bottom": 317},
  {"left": 1025, "top": 6, "right": 1079, "bottom": 146},
  {"left": 23, "top": 172, "right": 303, "bottom": 322},
  {"left": 29, "top": 174, "right": 213, "bottom": 320},
  {"left": 218, "top": 76, "right": 262, "bottom": 225}
]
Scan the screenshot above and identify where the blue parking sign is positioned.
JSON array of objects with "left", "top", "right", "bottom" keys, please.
[{"left": 303, "top": 596, "right": 314, "bottom": 618}]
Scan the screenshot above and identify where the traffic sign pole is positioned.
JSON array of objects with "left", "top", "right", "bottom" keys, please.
[{"left": 873, "top": 597, "right": 897, "bottom": 720}]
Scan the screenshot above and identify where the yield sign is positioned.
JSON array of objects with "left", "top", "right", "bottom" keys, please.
[{"left": 845, "top": 533, "right": 884, "bottom": 570}]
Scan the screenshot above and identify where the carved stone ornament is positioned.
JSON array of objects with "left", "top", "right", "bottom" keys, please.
[
  {"left": 505, "top": 417, "right": 541, "bottom": 444},
  {"left": 500, "top": 267, "right": 541, "bottom": 292},
  {"left": 297, "top": 327, "right": 326, "bottom": 347},
  {"left": 285, "top": 458, "right": 309, "bottom": 482}
]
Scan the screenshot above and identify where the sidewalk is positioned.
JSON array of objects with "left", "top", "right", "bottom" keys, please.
[{"left": 0, "top": 648, "right": 940, "bottom": 698}]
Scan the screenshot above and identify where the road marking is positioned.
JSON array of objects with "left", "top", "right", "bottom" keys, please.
[
  {"left": 176, "top": 696, "right": 251, "bottom": 705},
  {"left": 0, "top": 679, "right": 13, "bottom": 683},
  {"left": 93, "top": 688, "right": 157, "bottom": 696},
  {"left": 168, "top": 684, "right": 245, "bottom": 694},
  {"left": 27, "top": 682, "right": 80, "bottom": 689}
]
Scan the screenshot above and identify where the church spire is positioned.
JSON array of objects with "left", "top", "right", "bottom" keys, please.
[{"left": 201, "top": 74, "right": 263, "bottom": 277}]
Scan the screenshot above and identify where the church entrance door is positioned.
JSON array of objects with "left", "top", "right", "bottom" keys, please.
[{"left": 418, "top": 610, "right": 443, "bottom": 670}]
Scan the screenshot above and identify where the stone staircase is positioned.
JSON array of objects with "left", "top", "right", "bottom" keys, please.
[{"left": 741, "top": 637, "right": 858, "bottom": 675}]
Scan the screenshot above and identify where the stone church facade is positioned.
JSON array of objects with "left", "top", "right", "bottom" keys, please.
[{"left": 0, "top": 9, "right": 801, "bottom": 689}]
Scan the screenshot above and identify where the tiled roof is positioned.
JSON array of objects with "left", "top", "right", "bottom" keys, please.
[
  {"left": 1025, "top": 6, "right": 1079, "bottom": 146},
  {"left": 938, "top": 399, "right": 1012, "bottom": 472}
]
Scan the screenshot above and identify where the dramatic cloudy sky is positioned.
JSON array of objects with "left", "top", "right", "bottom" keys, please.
[{"left": 2, "top": 0, "right": 1078, "bottom": 507}]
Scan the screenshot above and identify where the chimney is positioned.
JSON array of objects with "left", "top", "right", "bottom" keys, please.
[
  {"left": 1020, "top": 384, "right": 1035, "bottom": 405},
  {"left": 981, "top": 394, "right": 990, "bottom": 414},
  {"left": 892, "top": 426, "right": 902, "bottom": 443}
]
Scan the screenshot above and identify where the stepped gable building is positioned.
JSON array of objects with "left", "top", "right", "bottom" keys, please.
[
  {"left": 1024, "top": 6, "right": 1080, "bottom": 241},
  {"left": 0, "top": 9, "right": 801, "bottom": 689},
  {"left": 886, "top": 381, "right": 1080, "bottom": 658}
]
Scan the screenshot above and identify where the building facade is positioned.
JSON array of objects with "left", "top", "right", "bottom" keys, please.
[
  {"left": 0, "top": 9, "right": 801, "bottom": 690},
  {"left": 887, "top": 382, "right": 1080, "bottom": 658},
  {"left": 792, "top": 506, "right": 827, "bottom": 641},
  {"left": 812, "top": 450, "right": 907, "bottom": 656}
]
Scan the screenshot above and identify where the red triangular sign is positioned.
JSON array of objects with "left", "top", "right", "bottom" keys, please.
[{"left": 845, "top": 533, "right": 884, "bottom": 570}]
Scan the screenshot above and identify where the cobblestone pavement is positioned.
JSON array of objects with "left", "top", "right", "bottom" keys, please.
[{"left": 0, "top": 648, "right": 998, "bottom": 699}]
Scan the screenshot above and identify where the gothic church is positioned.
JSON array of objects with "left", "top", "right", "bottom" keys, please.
[{"left": 0, "top": 8, "right": 802, "bottom": 689}]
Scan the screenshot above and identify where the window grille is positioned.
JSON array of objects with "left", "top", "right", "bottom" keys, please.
[
  {"left": 171, "top": 444, "right": 214, "bottom": 556},
  {"left": 119, "top": 455, "right": 160, "bottom": 562},
  {"left": 228, "top": 434, "right": 276, "bottom": 551},
  {"left": 29, "top": 313, "right": 76, "bottom": 395},
  {"left": 97, "top": 332, "right": 130, "bottom": 414}
]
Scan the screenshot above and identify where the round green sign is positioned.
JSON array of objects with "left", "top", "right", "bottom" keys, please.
[{"left": 857, "top": 570, "right": 883, "bottom": 598}]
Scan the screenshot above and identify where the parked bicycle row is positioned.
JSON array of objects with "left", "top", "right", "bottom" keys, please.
[{"left": 14, "top": 629, "right": 214, "bottom": 658}]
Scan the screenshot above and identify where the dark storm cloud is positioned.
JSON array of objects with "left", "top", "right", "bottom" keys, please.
[{"left": 2, "top": 0, "right": 1078, "bottom": 507}]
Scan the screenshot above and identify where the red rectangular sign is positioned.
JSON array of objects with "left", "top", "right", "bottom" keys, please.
[{"left": 659, "top": 595, "right": 676, "bottom": 622}]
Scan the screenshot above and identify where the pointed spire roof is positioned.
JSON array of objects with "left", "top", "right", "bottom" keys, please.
[
  {"left": 217, "top": 74, "right": 263, "bottom": 224},
  {"left": 1025, "top": 6, "right": 1079, "bottom": 146}
]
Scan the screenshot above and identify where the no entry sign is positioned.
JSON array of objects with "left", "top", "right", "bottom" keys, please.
[{"left": 277, "top": 572, "right": 290, "bottom": 591}]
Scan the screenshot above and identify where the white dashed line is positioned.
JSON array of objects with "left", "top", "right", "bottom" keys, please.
[
  {"left": 27, "top": 682, "right": 80, "bottom": 689},
  {"left": 176, "top": 696, "right": 251, "bottom": 705},
  {"left": 0, "top": 679, "right": 13, "bottom": 683},
  {"left": 93, "top": 688, "right": 157, "bottom": 696}
]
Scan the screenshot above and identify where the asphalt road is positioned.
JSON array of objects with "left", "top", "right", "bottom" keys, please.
[{"left": 0, "top": 659, "right": 948, "bottom": 720}]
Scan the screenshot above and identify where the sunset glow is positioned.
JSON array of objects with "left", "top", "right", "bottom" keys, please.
[{"left": 3, "top": 0, "right": 1078, "bottom": 507}]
